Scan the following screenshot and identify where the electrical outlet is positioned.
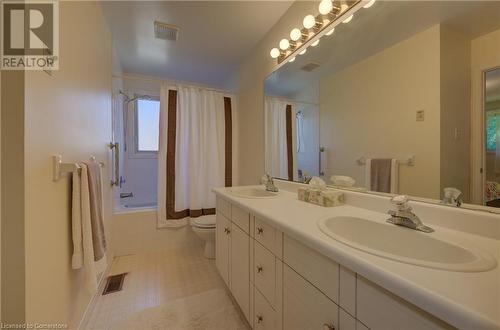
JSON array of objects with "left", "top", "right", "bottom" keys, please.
[{"left": 416, "top": 110, "right": 425, "bottom": 121}]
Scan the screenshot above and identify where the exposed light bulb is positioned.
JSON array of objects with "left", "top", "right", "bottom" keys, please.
[
  {"left": 289, "top": 57, "right": 296, "bottom": 63},
  {"left": 311, "top": 39, "right": 320, "bottom": 47},
  {"left": 299, "top": 48, "right": 307, "bottom": 55},
  {"left": 342, "top": 14, "right": 353, "bottom": 23},
  {"left": 363, "top": 0, "right": 376, "bottom": 8},
  {"left": 290, "top": 28, "right": 302, "bottom": 41},
  {"left": 325, "top": 27, "right": 335, "bottom": 36},
  {"left": 318, "top": 0, "right": 333, "bottom": 15},
  {"left": 279, "top": 39, "right": 290, "bottom": 50},
  {"left": 303, "top": 15, "right": 316, "bottom": 29},
  {"left": 270, "top": 48, "right": 280, "bottom": 59}
]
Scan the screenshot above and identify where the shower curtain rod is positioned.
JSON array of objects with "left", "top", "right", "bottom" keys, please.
[
  {"left": 265, "top": 94, "right": 319, "bottom": 107},
  {"left": 112, "top": 74, "right": 236, "bottom": 96}
]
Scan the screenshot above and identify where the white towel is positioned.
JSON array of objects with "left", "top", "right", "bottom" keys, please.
[
  {"left": 72, "top": 164, "right": 106, "bottom": 293},
  {"left": 364, "top": 158, "right": 372, "bottom": 191},
  {"left": 390, "top": 159, "right": 399, "bottom": 194}
]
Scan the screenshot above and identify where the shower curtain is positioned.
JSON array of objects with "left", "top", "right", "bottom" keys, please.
[
  {"left": 265, "top": 97, "right": 295, "bottom": 180},
  {"left": 157, "top": 85, "right": 233, "bottom": 227}
]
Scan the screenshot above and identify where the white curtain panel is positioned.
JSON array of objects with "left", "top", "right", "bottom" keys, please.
[
  {"left": 175, "top": 86, "right": 225, "bottom": 212},
  {"left": 157, "top": 85, "right": 226, "bottom": 228},
  {"left": 265, "top": 97, "right": 290, "bottom": 179}
]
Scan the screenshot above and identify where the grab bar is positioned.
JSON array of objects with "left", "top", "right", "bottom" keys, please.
[
  {"left": 109, "top": 142, "right": 120, "bottom": 186},
  {"left": 319, "top": 146, "right": 325, "bottom": 176}
]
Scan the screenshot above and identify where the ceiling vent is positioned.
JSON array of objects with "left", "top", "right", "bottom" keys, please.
[
  {"left": 300, "top": 62, "right": 321, "bottom": 72},
  {"left": 154, "top": 21, "right": 180, "bottom": 41}
]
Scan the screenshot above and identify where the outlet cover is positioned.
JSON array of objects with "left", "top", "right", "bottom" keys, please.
[{"left": 416, "top": 110, "right": 425, "bottom": 121}]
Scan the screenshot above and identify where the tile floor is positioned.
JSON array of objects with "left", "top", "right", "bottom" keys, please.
[{"left": 81, "top": 243, "right": 249, "bottom": 329}]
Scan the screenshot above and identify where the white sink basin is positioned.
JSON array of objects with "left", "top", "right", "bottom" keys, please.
[
  {"left": 228, "top": 187, "right": 278, "bottom": 199},
  {"left": 318, "top": 216, "right": 496, "bottom": 272}
]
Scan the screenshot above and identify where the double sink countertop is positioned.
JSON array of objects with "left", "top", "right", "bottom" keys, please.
[{"left": 213, "top": 185, "right": 500, "bottom": 330}]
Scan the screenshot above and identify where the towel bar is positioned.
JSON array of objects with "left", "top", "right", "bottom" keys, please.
[
  {"left": 52, "top": 154, "right": 105, "bottom": 181},
  {"left": 356, "top": 156, "right": 415, "bottom": 166}
]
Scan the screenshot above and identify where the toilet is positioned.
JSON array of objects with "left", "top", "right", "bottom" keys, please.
[{"left": 191, "top": 215, "right": 216, "bottom": 259}]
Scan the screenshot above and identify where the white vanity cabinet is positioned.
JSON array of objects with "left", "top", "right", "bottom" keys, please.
[
  {"left": 215, "top": 211, "right": 231, "bottom": 286},
  {"left": 215, "top": 197, "right": 453, "bottom": 330},
  {"left": 215, "top": 201, "right": 251, "bottom": 322}
]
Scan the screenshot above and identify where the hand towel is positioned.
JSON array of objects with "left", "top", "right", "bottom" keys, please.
[
  {"left": 85, "top": 161, "right": 107, "bottom": 261},
  {"left": 365, "top": 158, "right": 398, "bottom": 193},
  {"left": 72, "top": 164, "right": 98, "bottom": 293}
]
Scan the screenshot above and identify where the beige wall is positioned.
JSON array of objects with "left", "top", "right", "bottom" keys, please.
[
  {"left": 320, "top": 26, "right": 442, "bottom": 198},
  {"left": 471, "top": 28, "right": 500, "bottom": 203},
  {"left": 439, "top": 25, "right": 471, "bottom": 200},
  {"left": 24, "top": 2, "right": 112, "bottom": 328},
  {"left": 1, "top": 71, "right": 26, "bottom": 324},
  {"left": 0, "top": 67, "right": 2, "bottom": 321},
  {"left": 235, "top": 1, "right": 317, "bottom": 185}
]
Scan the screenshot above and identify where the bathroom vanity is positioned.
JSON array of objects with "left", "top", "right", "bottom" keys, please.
[{"left": 213, "top": 184, "right": 499, "bottom": 330}]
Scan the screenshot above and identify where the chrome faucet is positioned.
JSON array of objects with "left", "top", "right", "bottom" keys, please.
[
  {"left": 442, "top": 187, "right": 463, "bottom": 207},
  {"left": 263, "top": 173, "right": 279, "bottom": 192},
  {"left": 387, "top": 195, "right": 434, "bottom": 233}
]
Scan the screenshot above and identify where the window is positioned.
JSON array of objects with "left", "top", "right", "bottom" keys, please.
[{"left": 136, "top": 98, "right": 160, "bottom": 153}]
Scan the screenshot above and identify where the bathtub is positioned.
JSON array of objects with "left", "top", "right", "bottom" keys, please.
[{"left": 111, "top": 205, "right": 200, "bottom": 256}]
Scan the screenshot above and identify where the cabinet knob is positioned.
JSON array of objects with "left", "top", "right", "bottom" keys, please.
[
  {"left": 256, "top": 265, "right": 263, "bottom": 273},
  {"left": 257, "top": 315, "right": 263, "bottom": 324},
  {"left": 224, "top": 227, "right": 230, "bottom": 234},
  {"left": 257, "top": 227, "right": 263, "bottom": 235},
  {"left": 322, "top": 323, "right": 335, "bottom": 330}
]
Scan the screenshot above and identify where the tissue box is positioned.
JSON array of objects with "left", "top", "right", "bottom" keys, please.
[{"left": 298, "top": 188, "right": 344, "bottom": 207}]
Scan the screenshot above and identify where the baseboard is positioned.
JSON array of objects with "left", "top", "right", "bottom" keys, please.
[{"left": 77, "top": 255, "right": 114, "bottom": 330}]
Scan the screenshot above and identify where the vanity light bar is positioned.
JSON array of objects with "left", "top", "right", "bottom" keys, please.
[{"left": 270, "top": 0, "right": 376, "bottom": 65}]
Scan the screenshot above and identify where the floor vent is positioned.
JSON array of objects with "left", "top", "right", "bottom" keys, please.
[
  {"left": 102, "top": 273, "right": 127, "bottom": 295},
  {"left": 300, "top": 62, "right": 321, "bottom": 72},
  {"left": 154, "top": 21, "right": 180, "bottom": 41}
]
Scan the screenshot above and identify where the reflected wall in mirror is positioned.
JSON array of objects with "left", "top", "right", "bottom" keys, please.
[{"left": 264, "top": 0, "right": 500, "bottom": 210}]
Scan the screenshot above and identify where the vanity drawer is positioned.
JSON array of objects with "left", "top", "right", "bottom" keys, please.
[
  {"left": 357, "top": 276, "right": 452, "bottom": 330},
  {"left": 283, "top": 264, "right": 339, "bottom": 330},
  {"left": 254, "top": 241, "right": 276, "bottom": 307},
  {"left": 254, "top": 217, "right": 282, "bottom": 257},
  {"left": 216, "top": 197, "right": 231, "bottom": 219},
  {"left": 254, "top": 287, "right": 276, "bottom": 330},
  {"left": 283, "top": 235, "right": 339, "bottom": 303},
  {"left": 231, "top": 205, "right": 250, "bottom": 234}
]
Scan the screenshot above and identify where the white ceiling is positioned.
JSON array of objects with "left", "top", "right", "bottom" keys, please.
[
  {"left": 100, "top": 1, "right": 293, "bottom": 90},
  {"left": 265, "top": 1, "right": 500, "bottom": 98}
]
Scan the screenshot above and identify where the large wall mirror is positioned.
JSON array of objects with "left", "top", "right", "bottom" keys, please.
[{"left": 264, "top": 1, "right": 500, "bottom": 211}]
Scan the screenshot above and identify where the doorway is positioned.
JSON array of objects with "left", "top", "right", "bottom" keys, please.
[{"left": 483, "top": 68, "right": 500, "bottom": 207}]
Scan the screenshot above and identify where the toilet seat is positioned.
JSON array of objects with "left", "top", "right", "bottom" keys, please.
[{"left": 191, "top": 215, "right": 216, "bottom": 228}]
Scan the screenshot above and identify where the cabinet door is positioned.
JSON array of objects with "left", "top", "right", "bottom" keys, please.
[
  {"left": 255, "top": 288, "right": 276, "bottom": 330},
  {"left": 283, "top": 265, "right": 339, "bottom": 330},
  {"left": 216, "top": 213, "right": 231, "bottom": 286},
  {"left": 230, "top": 224, "right": 250, "bottom": 322},
  {"left": 357, "top": 276, "right": 452, "bottom": 330}
]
